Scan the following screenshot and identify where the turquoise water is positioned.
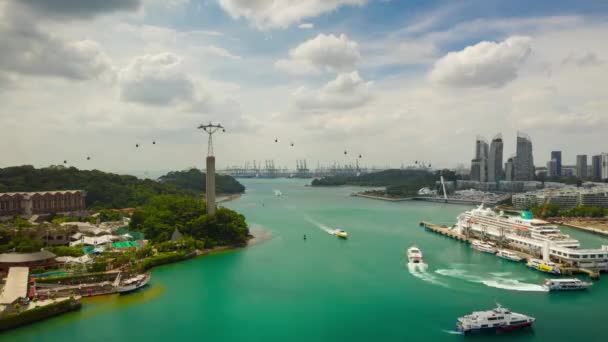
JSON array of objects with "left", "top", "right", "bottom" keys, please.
[{"left": 3, "top": 179, "right": 607, "bottom": 341}]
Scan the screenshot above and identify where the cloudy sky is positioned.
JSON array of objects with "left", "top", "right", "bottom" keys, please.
[{"left": 1, "top": 0, "right": 607, "bottom": 175}]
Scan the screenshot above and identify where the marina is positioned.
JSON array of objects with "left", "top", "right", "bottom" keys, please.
[{"left": 420, "top": 221, "right": 602, "bottom": 279}]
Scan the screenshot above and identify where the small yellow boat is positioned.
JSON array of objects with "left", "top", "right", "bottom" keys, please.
[{"left": 335, "top": 229, "right": 348, "bottom": 239}]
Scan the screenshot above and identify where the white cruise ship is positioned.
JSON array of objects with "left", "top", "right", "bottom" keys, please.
[{"left": 454, "top": 205, "right": 608, "bottom": 270}]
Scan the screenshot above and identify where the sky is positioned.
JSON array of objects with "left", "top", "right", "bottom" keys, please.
[{"left": 1, "top": 0, "right": 607, "bottom": 175}]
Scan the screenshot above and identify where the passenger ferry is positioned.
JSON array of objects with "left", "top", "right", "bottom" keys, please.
[
  {"left": 543, "top": 278, "right": 592, "bottom": 291},
  {"left": 407, "top": 246, "right": 423, "bottom": 263},
  {"left": 496, "top": 249, "right": 523, "bottom": 262},
  {"left": 456, "top": 304, "right": 535, "bottom": 335},
  {"left": 526, "top": 258, "right": 561, "bottom": 275},
  {"left": 455, "top": 205, "right": 608, "bottom": 270},
  {"left": 470, "top": 240, "right": 497, "bottom": 254}
]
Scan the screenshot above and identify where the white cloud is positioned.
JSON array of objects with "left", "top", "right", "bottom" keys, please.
[
  {"left": 202, "top": 45, "right": 242, "bottom": 60},
  {"left": 16, "top": 0, "right": 141, "bottom": 19},
  {"left": 292, "top": 71, "right": 372, "bottom": 111},
  {"left": 298, "top": 23, "right": 314, "bottom": 29},
  {"left": 429, "top": 36, "right": 532, "bottom": 88},
  {"left": 275, "top": 34, "right": 360, "bottom": 75},
  {"left": 0, "top": 9, "right": 113, "bottom": 81},
  {"left": 218, "top": 0, "right": 366, "bottom": 29},
  {"left": 119, "top": 52, "right": 195, "bottom": 106}
]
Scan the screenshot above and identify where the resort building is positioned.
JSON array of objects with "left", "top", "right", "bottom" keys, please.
[
  {"left": 0, "top": 190, "right": 86, "bottom": 218},
  {"left": 512, "top": 185, "right": 608, "bottom": 210}
]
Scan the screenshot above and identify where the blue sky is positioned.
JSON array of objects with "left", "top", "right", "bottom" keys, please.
[{"left": 1, "top": 0, "right": 607, "bottom": 173}]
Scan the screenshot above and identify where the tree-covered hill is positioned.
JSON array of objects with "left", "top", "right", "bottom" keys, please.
[
  {"left": 0, "top": 165, "right": 245, "bottom": 209},
  {"left": 158, "top": 168, "right": 245, "bottom": 194},
  {"left": 311, "top": 169, "right": 458, "bottom": 197},
  {"left": 311, "top": 169, "right": 437, "bottom": 187},
  {"left": 129, "top": 195, "right": 249, "bottom": 246}
]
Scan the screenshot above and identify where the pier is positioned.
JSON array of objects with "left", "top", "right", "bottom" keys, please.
[{"left": 419, "top": 221, "right": 602, "bottom": 280}]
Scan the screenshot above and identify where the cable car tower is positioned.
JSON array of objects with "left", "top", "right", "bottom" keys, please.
[{"left": 198, "top": 122, "right": 225, "bottom": 215}]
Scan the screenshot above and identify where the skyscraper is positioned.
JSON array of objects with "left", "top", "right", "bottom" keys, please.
[
  {"left": 551, "top": 151, "right": 562, "bottom": 176},
  {"left": 505, "top": 157, "right": 515, "bottom": 181},
  {"left": 592, "top": 155, "right": 602, "bottom": 180},
  {"left": 471, "top": 136, "right": 489, "bottom": 181},
  {"left": 602, "top": 153, "right": 608, "bottom": 180},
  {"left": 514, "top": 133, "right": 535, "bottom": 181},
  {"left": 576, "top": 155, "right": 588, "bottom": 179},
  {"left": 470, "top": 159, "right": 481, "bottom": 181},
  {"left": 547, "top": 159, "right": 558, "bottom": 178},
  {"left": 487, "top": 134, "right": 503, "bottom": 182}
]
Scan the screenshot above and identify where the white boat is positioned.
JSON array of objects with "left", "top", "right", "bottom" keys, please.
[
  {"left": 457, "top": 304, "right": 535, "bottom": 335},
  {"left": 527, "top": 258, "right": 561, "bottom": 275},
  {"left": 407, "top": 246, "right": 423, "bottom": 264},
  {"left": 496, "top": 249, "right": 523, "bottom": 262},
  {"left": 471, "top": 240, "right": 497, "bottom": 254},
  {"left": 335, "top": 229, "right": 348, "bottom": 239},
  {"left": 117, "top": 273, "right": 151, "bottom": 294},
  {"left": 543, "top": 278, "right": 592, "bottom": 291}
]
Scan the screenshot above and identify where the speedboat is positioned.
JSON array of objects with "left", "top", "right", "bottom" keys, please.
[
  {"left": 496, "top": 249, "right": 523, "bottom": 262},
  {"left": 470, "top": 240, "right": 497, "bottom": 254},
  {"left": 543, "top": 278, "right": 592, "bottom": 291},
  {"left": 407, "top": 246, "right": 423, "bottom": 264},
  {"left": 117, "top": 273, "right": 151, "bottom": 294},
  {"left": 457, "top": 304, "right": 535, "bottom": 335},
  {"left": 335, "top": 229, "right": 348, "bottom": 239},
  {"left": 527, "top": 258, "right": 561, "bottom": 275}
]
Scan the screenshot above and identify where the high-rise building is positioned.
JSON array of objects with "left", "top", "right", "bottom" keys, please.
[
  {"left": 547, "top": 159, "right": 558, "bottom": 178},
  {"left": 592, "top": 155, "right": 602, "bottom": 180},
  {"left": 487, "top": 134, "right": 503, "bottom": 182},
  {"left": 551, "top": 151, "right": 562, "bottom": 176},
  {"left": 505, "top": 157, "right": 515, "bottom": 181},
  {"left": 480, "top": 158, "right": 488, "bottom": 182},
  {"left": 471, "top": 136, "right": 489, "bottom": 182},
  {"left": 470, "top": 159, "right": 481, "bottom": 181},
  {"left": 576, "top": 155, "right": 588, "bottom": 179},
  {"left": 602, "top": 153, "right": 608, "bottom": 180},
  {"left": 514, "top": 133, "right": 535, "bottom": 181},
  {"left": 475, "top": 136, "right": 489, "bottom": 160}
]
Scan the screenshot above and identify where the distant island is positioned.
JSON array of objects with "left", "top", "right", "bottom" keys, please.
[
  {"left": 311, "top": 169, "right": 456, "bottom": 198},
  {"left": 0, "top": 165, "right": 245, "bottom": 209}
]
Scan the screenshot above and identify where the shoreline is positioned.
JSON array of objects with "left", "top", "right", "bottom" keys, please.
[
  {"left": 217, "top": 193, "right": 243, "bottom": 203},
  {"left": 351, "top": 192, "right": 412, "bottom": 202},
  {"left": 550, "top": 220, "right": 608, "bottom": 237}
]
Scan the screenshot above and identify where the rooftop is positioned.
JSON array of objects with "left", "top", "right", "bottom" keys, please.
[
  {"left": 0, "top": 267, "right": 29, "bottom": 304},
  {"left": 0, "top": 250, "right": 56, "bottom": 263}
]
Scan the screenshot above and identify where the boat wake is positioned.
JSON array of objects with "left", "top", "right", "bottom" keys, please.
[
  {"left": 442, "top": 330, "right": 463, "bottom": 335},
  {"left": 435, "top": 269, "right": 547, "bottom": 292},
  {"left": 407, "top": 262, "right": 448, "bottom": 287},
  {"left": 305, "top": 217, "right": 337, "bottom": 235}
]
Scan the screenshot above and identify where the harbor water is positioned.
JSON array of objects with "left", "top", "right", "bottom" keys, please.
[{"left": 3, "top": 179, "right": 608, "bottom": 341}]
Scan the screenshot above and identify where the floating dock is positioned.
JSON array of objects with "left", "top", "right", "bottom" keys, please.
[{"left": 419, "top": 221, "right": 601, "bottom": 280}]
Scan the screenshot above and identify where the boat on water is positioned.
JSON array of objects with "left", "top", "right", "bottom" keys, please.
[
  {"left": 456, "top": 304, "right": 535, "bottom": 335},
  {"left": 117, "top": 273, "right": 151, "bottom": 294},
  {"left": 407, "top": 246, "right": 423, "bottom": 264},
  {"left": 470, "top": 240, "right": 497, "bottom": 254},
  {"left": 543, "top": 278, "right": 592, "bottom": 291},
  {"left": 527, "top": 258, "right": 561, "bottom": 275},
  {"left": 335, "top": 229, "right": 348, "bottom": 239},
  {"left": 496, "top": 249, "right": 523, "bottom": 262}
]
